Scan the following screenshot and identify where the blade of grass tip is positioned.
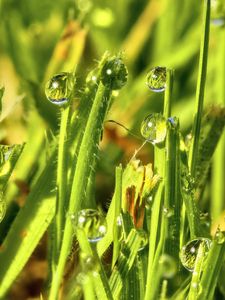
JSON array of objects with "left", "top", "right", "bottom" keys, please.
[
  {"left": 112, "top": 165, "right": 123, "bottom": 268},
  {"left": 163, "top": 69, "right": 173, "bottom": 119},
  {"left": 188, "top": 0, "right": 211, "bottom": 177},
  {"left": 66, "top": 67, "right": 102, "bottom": 211},
  {"left": 159, "top": 280, "right": 168, "bottom": 300},
  {"left": 198, "top": 236, "right": 225, "bottom": 300},
  {"left": 211, "top": 29, "right": 225, "bottom": 220},
  {"left": 144, "top": 68, "right": 173, "bottom": 300}
]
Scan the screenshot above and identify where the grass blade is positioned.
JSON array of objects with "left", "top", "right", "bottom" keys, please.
[
  {"left": 189, "top": 0, "right": 211, "bottom": 177},
  {"left": 0, "top": 155, "right": 56, "bottom": 297}
]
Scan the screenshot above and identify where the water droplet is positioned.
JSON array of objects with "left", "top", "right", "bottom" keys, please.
[
  {"left": 215, "top": 228, "right": 225, "bottom": 244},
  {"left": 163, "top": 207, "right": 174, "bottom": 218},
  {"left": 192, "top": 282, "right": 198, "bottom": 289},
  {"left": 101, "top": 57, "right": 128, "bottom": 90},
  {"left": 45, "top": 72, "right": 74, "bottom": 106},
  {"left": 159, "top": 254, "right": 177, "bottom": 278},
  {"left": 80, "top": 253, "right": 99, "bottom": 273},
  {"left": 116, "top": 214, "right": 123, "bottom": 226},
  {"left": 182, "top": 173, "right": 195, "bottom": 193},
  {"left": 211, "top": 0, "right": 225, "bottom": 26},
  {"left": 86, "top": 69, "right": 98, "bottom": 88},
  {"left": 140, "top": 113, "right": 167, "bottom": 144},
  {"left": 137, "top": 229, "right": 148, "bottom": 251},
  {"left": 185, "top": 133, "right": 192, "bottom": 149},
  {"left": 200, "top": 212, "right": 210, "bottom": 229},
  {"left": 145, "top": 195, "right": 153, "bottom": 210},
  {"left": 0, "top": 192, "right": 6, "bottom": 223},
  {"left": 167, "top": 116, "right": 178, "bottom": 128},
  {"left": 180, "top": 238, "right": 211, "bottom": 271},
  {"left": 74, "top": 209, "right": 107, "bottom": 242},
  {"left": 146, "top": 67, "right": 167, "bottom": 92},
  {"left": 76, "top": 272, "right": 87, "bottom": 285}
]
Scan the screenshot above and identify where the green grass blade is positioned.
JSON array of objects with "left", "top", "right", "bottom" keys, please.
[
  {"left": 188, "top": 242, "right": 206, "bottom": 300},
  {"left": 198, "top": 238, "right": 225, "bottom": 300},
  {"left": 0, "top": 155, "right": 56, "bottom": 297},
  {"left": 145, "top": 147, "right": 164, "bottom": 300},
  {"left": 112, "top": 165, "right": 123, "bottom": 268},
  {"left": 53, "top": 105, "right": 70, "bottom": 263},
  {"left": 180, "top": 147, "right": 203, "bottom": 238},
  {"left": 164, "top": 119, "right": 180, "bottom": 258},
  {"left": 189, "top": 0, "right": 211, "bottom": 177},
  {"left": 109, "top": 228, "right": 145, "bottom": 299},
  {"left": 211, "top": 29, "right": 225, "bottom": 220},
  {"left": 49, "top": 54, "right": 125, "bottom": 300},
  {"left": 0, "top": 143, "right": 24, "bottom": 192},
  {"left": 76, "top": 229, "right": 113, "bottom": 300},
  {"left": 195, "top": 106, "right": 225, "bottom": 200}
]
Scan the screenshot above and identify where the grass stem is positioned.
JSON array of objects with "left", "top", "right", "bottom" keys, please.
[{"left": 188, "top": 0, "right": 211, "bottom": 177}]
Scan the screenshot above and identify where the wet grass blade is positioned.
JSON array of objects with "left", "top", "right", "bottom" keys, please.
[{"left": 49, "top": 53, "right": 125, "bottom": 300}]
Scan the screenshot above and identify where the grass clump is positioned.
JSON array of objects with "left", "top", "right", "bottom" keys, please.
[{"left": 0, "top": 0, "right": 225, "bottom": 299}]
